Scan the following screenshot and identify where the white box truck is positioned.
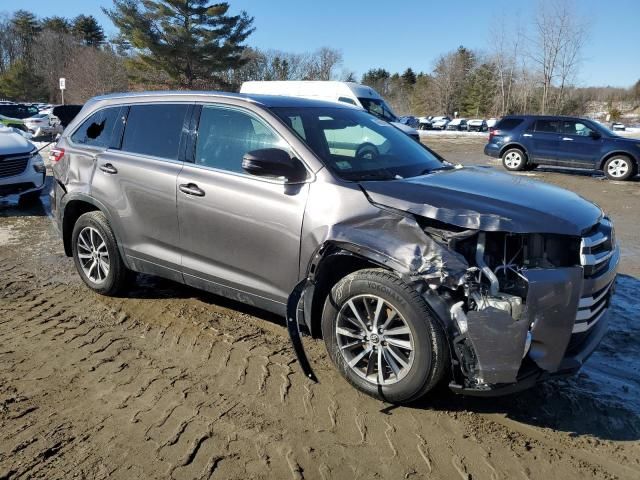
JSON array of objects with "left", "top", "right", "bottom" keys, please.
[{"left": 240, "top": 81, "right": 420, "bottom": 141}]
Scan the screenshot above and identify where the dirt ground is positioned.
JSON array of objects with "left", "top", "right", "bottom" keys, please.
[{"left": 1, "top": 138, "right": 639, "bottom": 479}]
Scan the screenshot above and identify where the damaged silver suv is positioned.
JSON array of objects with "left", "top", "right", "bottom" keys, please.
[{"left": 51, "top": 92, "right": 619, "bottom": 403}]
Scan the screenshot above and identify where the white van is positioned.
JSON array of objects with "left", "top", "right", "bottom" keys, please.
[{"left": 240, "top": 81, "right": 420, "bottom": 141}]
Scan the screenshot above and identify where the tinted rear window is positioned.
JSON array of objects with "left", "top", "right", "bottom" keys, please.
[
  {"left": 534, "top": 119, "right": 561, "bottom": 133},
  {"left": 495, "top": 118, "right": 524, "bottom": 130},
  {"left": 121, "top": 104, "right": 189, "bottom": 160}
]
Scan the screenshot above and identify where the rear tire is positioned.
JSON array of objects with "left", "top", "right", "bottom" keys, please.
[
  {"left": 321, "top": 269, "right": 449, "bottom": 403},
  {"left": 502, "top": 148, "right": 527, "bottom": 171},
  {"left": 71, "top": 211, "right": 132, "bottom": 296},
  {"left": 603, "top": 155, "right": 635, "bottom": 181}
]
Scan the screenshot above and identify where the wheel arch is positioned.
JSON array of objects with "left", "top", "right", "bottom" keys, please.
[
  {"left": 598, "top": 150, "right": 638, "bottom": 171},
  {"left": 61, "top": 195, "right": 128, "bottom": 266},
  {"left": 499, "top": 142, "right": 529, "bottom": 158},
  {"left": 301, "top": 243, "right": 398, "bottom": 338}
]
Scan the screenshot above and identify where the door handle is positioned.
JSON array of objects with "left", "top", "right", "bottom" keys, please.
[
  {"left": 99, "top": 163, "right": 118, "bottom": 174},
  {"left": 179, "top": 183, "right": 205, "bottom": 197},
  {"left": 562, "top": 137, "right": 574, "bottom": 141},
  {"left": 523, "top": 133, "right": 533, "bottom": 137}
]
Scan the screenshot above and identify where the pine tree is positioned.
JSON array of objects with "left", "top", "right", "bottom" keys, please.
[
  {"left": 72, "top": 15, "right": 105, "bottom": 47},
  {"left": 401, "top": 67, "right": 416, "bottom": 85},
  {"left": 42, "top": 16, "right": 71, "bottom": 34},
  {"left": 11, "top": 10, "right": 41, "bottom": 60},
  {"left": 0, "top": 60, "right": 47, "bottom": 101},
  {"left": 104, "top": 0, "right": 255, "bottom": 88}
]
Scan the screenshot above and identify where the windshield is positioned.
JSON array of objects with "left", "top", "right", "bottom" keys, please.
[
  {"left": 271, "top": 106, "right": 447, "bottom": 181},
  {"left": 590, "top": 120, "right": 620, "bottom": 137},
  {"left": 357, "top": 97, "right": 398, "bottom": 123}
]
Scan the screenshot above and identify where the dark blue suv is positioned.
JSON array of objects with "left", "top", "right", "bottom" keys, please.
[{"left": 484, "top": 115, "right": 640, "bottom": 180}]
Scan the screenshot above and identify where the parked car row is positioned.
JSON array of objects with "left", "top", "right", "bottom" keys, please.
[
  {"left": 416, "top": 116, "right": 496, "bottom": 132},
  {"left": 0, "top": 102, "right": 83, "bottom": 138}
]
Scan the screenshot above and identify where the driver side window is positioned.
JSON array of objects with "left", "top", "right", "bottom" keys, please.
[
  {"left": 563, "top": 121, "right": 594, "bottom": 136},
  {"left": 195, "top": 106, "right": 290, "bottom": 174}
]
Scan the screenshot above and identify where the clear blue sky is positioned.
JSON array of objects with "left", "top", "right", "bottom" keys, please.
[{"left": 3, "top": 0, "right": 638, "bottom": 87}]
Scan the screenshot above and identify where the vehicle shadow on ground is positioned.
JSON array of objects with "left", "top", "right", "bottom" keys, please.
[
  {"left": 521, "top": 166, "right": 640, "bottom": 182},
  {"left": 120, "top": 269, "right": 640, "bottom": 442},
  {"left": 126, "top": 273, "right": 286, "bottom": 326}
]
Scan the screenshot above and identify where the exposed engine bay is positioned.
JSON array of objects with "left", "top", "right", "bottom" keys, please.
[{"left": 422, "top": 223, "right": 585, "bottom": 389}]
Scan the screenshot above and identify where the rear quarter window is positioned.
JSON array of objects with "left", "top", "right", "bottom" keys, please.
[
  {"left": 495, "top": 118, "right": 524, "bottom": 130},
  {"left": 533, "top": 119, "right": 561, "bottom": 133},
  {"left": 71, "top": 107, "right": 121, "bottom": 148}
]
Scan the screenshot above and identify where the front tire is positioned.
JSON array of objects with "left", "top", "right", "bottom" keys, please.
[
  {"left": 502, "top": 148, "right": 527, "bottom": 171},
  {"left": 71, "top": 211, "right": 131, "bottom": 296},
  {"left": 321, "top": 269, "right": 449, "bottom": 403},
  {"left": 604, "top": 155, "right": 635, "bottom": 181}
]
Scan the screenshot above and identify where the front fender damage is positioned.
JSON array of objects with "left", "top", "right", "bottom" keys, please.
[{"left": 287, "top": 203, "right": 584, "bottom": 393}]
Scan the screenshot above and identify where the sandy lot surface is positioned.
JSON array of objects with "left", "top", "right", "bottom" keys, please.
[{"left": 1, "top": 138, "right": 639, "bottom": 479}]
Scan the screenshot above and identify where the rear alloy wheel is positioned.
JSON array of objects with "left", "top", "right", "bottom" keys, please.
[
  {"left": 72, "top": 211, "right": 132, "bottom": 296},
  {"left": 322, "top": 269, "right": 448, "bottom": 403},
  {"left": 604, "top": 155, "right": 635, "bottom": 181},
  {"left": 502, "top": 148, "right": 527, "bottom": 171}
]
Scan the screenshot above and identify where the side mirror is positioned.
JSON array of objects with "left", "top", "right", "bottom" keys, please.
[
  {"left": 590, "top": 130, "right": 601, "bottom": 139},
  {"left": 242, "top": 148, "right": 307, "bottom": 182}
]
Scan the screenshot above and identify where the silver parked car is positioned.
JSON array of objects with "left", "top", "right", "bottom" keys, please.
[{"left": 51, "top": 91, "right": 618, "bottom": 403}]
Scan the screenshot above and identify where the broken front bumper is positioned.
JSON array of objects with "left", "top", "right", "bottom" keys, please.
[{"left": 450, "top": 239, "right": 619, "bottom": 397}]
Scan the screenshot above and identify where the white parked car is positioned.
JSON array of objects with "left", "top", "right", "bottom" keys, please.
[
  {"left": 240, "top": 80, "right": 420, "bottom": 141},
  {"left": 24, "top": 113, "right": 62, "bottom": 137},
  {"left": 431, "top": 116, "right": 451, "bottom": 130},
  {"left": 0, "top": 126, "right": 46, "bottom": 203},
  {"left": 611, "top": 122, "right": 626, "bottom": 131}
]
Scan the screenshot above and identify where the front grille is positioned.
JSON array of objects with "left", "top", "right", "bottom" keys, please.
[
  {"left": 580, "top": 219, "right": 614, "bottom": 278},
  {"left": 572, "top": 280, "right": 613, "bottom": 333},
  {"left": 0, "top": 153, "right": 30, "bottom": 178}
]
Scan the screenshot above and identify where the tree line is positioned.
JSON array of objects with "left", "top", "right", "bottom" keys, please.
[
  {"left": 0, "top": 0, "right": 638, "bottom": 119},
  {"left": 362, "top": 0, "right": 639, "bottom": 118}
]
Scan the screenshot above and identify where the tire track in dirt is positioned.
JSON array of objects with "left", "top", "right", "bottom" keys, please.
[{"left": 1, "top": 245, "right": 639, "bottom": 479}]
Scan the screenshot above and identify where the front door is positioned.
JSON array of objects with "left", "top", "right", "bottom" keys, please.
[
  {"left": 558, "top": 120, "right": 602, "bottom": 168},
  {"left": 177, "top": 104, "right": 309, "bottom": 314}
]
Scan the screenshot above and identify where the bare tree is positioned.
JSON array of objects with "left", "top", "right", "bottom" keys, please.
[
  {"left": 529, "top": 0, "right": 588, "bottom": 113},
  {"left": 490, "top": 19, "right": 524, "bottom": 115}
]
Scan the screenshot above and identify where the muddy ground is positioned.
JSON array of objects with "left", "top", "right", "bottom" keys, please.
[{"left": 1, "top": 137, "right": 639, "bottom": 479}]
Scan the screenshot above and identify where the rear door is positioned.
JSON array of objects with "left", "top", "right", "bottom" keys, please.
[
  {"left": 558, "top": 120, "right": 602, "bottom": 168},
  {"left": 177, "top": 104, "right": 310, "bottom": 314},
  {"left": 90, "top": 103, "right": 191, "bottom": 281},
  {"left": 528, "top": 119, "right": 562, "bottom": 164}
]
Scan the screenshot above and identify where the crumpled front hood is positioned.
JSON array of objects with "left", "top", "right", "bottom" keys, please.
[{"left": 360, "top": 166, "right": 602, "bottom": 235}]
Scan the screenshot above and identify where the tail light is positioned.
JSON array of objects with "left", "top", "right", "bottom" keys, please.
[
  {"left": 488, "top": 128, "right": 500, "bottom": 141},
  {"left": 49, "top": 147, "right": 65, "bottom": 163}
]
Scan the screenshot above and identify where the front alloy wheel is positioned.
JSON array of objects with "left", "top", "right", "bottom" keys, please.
[
  {"left": 604, "top": 156, "right": 635, "bottom": 180},
  {"left": 335, "top": 294, "right": 414, "bottom": 385},
  {"left": 322, "top": 269, "right": 449, "bottom": 403}
]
